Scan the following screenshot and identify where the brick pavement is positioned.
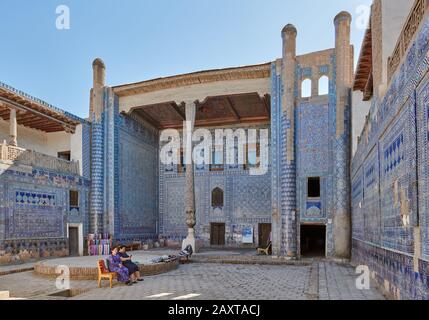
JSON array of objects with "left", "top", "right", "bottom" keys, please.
[{"left": 0, "top": 261, "right": 385, "bottom": 300}]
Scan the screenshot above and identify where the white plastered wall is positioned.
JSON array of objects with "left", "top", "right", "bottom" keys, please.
[
  {"left": 0, "top": 118, "right": 83, "bottom": 175},
  {"left": 352, "top": 91, "right": 371, "bottom": 156},
  {"left": 379, "top": 0, "right": 414, "bottom": 96}
]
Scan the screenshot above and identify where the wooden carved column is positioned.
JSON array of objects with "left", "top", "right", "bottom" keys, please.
[
  {"left": 9, "top": 108, "right": 17, "bottom": 147},
  {"left": 182, "top": 100, "right": 197, "bottom": 252}
]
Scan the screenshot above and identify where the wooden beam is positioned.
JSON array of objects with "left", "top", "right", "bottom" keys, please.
[
  {"left": 171, "top": 102, "right": 186, "bottom": 120},
  {"left": 17, "top": 114, "right": 42, "bottom": 123},
  {"left": 225, "top": 97, "right": 240, "bottom": 121},
  {"left": 0, "top": 96, "right": 77, "bottom": 131},
  {"left": 18, "top": 119, "right": 52, "bottom": 126},
  {"left": 262, "top": 94, "right": 271, "bottom": 116}
]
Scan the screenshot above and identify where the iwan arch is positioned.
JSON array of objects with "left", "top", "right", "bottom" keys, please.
[{"left": 88, "top": 11, "right": 353, "bottom": 259}]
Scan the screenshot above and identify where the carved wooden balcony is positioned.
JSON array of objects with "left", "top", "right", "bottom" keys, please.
[
  {"left": 0, "top": 142, "right": 80, "bottom": 176},
  {"left": 388, "top": 0, "right": 429, "bottom": 82}
]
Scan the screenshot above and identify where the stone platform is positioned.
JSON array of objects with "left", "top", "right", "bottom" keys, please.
[
  {"left": 190, "top": 249, "right": 312, "bottom": 265},
  {"left": 34, "top": 250, "right": 179, "bottom": 280},
  {"left": 30, "top": 248, "right": 316, "bottom": 280}
]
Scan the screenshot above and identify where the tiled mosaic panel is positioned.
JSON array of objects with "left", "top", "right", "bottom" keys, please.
[
  {"left": 351, "top": 168, "right": 364, "bottom": 241},
  {"left": 7, "top": 188, "right": 64, "bottom": 239},
  {"left": 305, "top": 201, "right": 322, "bottom": 217},
  {"left": 163, "top": 178, "right": 187, "bottom": 237},
  {"left": 0, "top": 157, "right": 89, "bottom": 254},
  {"left": 295, "top": 102, "right": 333, "bottom": 223},
  {"left": 159, "top": 124, "right": 272, "bottom": 244},
  {"left": 90, "top": 114, "right": 104, "bottom": 234},
  {"left": 417, "top": 73, "right": 429, "bottom": 260},
  {"left": 118, "top": 118, "right": 158, "bottom": 236},
  {"left": 296, "top": 103, "right": 330, "bottom": 173},
  {"left": 351, "top": 16, "right": 429, "bottom": 299},
  {"left": 353, "top": 240, "right": 429, "bottom": 300},
  {"left": 232, "top": 176, "right": 270, "bottom": 218},
  {"left": 379, "top": 99, "right": 416, "bottom": 254},
  {"left": 160, "top": 171, "right": 271, "bottom": 245},
  {"left": 15, "top": 191, "right": 56, "bottom": 206},
  {"left": 362, "top": 147, "right": 381, "bottom": 245},
  {"left": 280, "top": 115, "right": 297, "bottom": 255},
  {"left": 270, "top": 63, "right": 282, "bottom": 255},
  {"left": 105, "top": 91, "right": 117, "bottom": 236}
]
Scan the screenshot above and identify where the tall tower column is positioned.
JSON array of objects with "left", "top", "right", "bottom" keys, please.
[
  {"left": 281, "top": 24, "right": 298, "bottom": 258},
  {"left": 89, "top": 58, "right": 106, "bottom": 235},
  {"left": 333, "top": 12, "right": 353, "bottom": 259}
]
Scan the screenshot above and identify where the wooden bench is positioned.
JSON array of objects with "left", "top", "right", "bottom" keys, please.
[{"left": 97, "top": 260, "right": 117, "bottom": 288}]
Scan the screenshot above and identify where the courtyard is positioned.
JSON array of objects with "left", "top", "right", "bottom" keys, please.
[
  {"left": 1, "top": 0, "right": 428, "bottom": 302},
  {"left": 0, "top": 250, "right": 384, "bottom": 300}
]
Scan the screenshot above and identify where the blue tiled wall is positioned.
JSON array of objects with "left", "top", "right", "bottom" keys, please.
[
  {"left": 0, "top": 167, "right": 90, "bottom": 258},
  {"left": 159, "top": 125, "right": 271, "bottom": 247},
  {"left": 351, "top": 17, "right": 429, "bottom": 299},
  {"left": 116, "top": 114, "right": 159, "bottom": 242}
]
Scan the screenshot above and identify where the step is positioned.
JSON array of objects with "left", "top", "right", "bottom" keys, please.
[{"left": 0, "top": 291, "right": 10, "bottom": 300}]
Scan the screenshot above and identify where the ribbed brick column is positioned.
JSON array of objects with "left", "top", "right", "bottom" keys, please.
[
  {"left": 89, "top": 58, "right": 106, "bottom": 234},
  {"left": 333, "top": 12, "right": 353, "bottom": 259}
]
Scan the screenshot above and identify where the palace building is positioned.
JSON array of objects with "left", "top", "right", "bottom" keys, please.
[
  {"left": 86, "top": 11, "right": 353, "bottom": 259},
  {"left": 1, "top": 0, "right": 429, "bottom": 300},
  {"left": 0, "top": 11, "right": 353, "bottom": 262}
]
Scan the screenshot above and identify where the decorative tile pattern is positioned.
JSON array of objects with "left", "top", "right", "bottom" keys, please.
[
  {"left": 351, "top": 16, "right": 429, "bottom": 299},
  {"left": 0, "top": 166, "right": 89, "bottom": 251},
  {"left": 158, "top": 124, "right": 271, "bottom": 246},
  {"left": 118, "top": 114, "right": 158, "bottom": 237},
  {"left": 89, "top": 113, "right": 104, "bottom": 234},
  {"left": 15, "top": 191, "right": 56, "bottom": 206}
]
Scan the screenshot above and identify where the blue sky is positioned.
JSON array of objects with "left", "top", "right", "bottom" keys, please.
[{"left": 0, "top": 0, "right": 372, "bottom": 118}]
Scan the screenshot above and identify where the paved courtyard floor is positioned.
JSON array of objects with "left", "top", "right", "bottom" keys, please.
[{"left": 0, "top": 259, "right": 385, "bottom": 300}]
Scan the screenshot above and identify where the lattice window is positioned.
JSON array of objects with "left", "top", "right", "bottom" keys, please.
[
  {"left": 70, "top": 190, "right": 79, "bottom": 212},
  {"left": 211, "top": 188, "right": 224, "bottom": 208}
]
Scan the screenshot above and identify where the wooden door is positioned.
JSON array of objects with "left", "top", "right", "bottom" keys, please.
[
  {"left": 258, "top": 223, "right": 271, "bottom": 247},
  {"left": 69, "top": 227, "right": 79, "bottom": 256},
  {"left": 210, "top": 223, "right": 225, "bottom": 246}
]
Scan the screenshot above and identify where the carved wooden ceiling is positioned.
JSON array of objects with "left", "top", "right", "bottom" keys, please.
[
  {"left": 127, "top": 92, "right": 270, "bottom": 129},
  {"left": 0, "top": 86, "right": 80, "bottom": 133}
]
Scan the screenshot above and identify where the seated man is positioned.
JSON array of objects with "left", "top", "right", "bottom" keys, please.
[
  {"left": 118, "top": 246, "right": 144, "bottom": 283},
  {"left": 178, "top": 245, "right": 193, "bottom": 258}
]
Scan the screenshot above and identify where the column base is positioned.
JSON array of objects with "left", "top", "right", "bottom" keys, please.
[
  {"left": 8, "top": 139, "right": 17, "bottom": 147},
  {"left": 182, "top": 228, "right": 197, "bottom": 253}
]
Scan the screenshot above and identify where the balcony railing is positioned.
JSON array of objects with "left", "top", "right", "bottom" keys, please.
[
  {"left": 0, "top": 143, "right": 80, "bottom": 176},
  {"left": 387, "top": 0, "right": 429, "bottom": 82}
]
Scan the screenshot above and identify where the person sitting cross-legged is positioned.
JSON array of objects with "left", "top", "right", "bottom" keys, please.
[{"left": 118, "top": 246, "right": 144, "bottom": 283}]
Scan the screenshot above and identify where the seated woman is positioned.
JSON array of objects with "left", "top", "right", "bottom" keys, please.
[
  {"left": 108, "top": 246, "right": 132, "bottom": 286},
  {"left": 118, "top": 246, "right": 144, "bottom": 283}
]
